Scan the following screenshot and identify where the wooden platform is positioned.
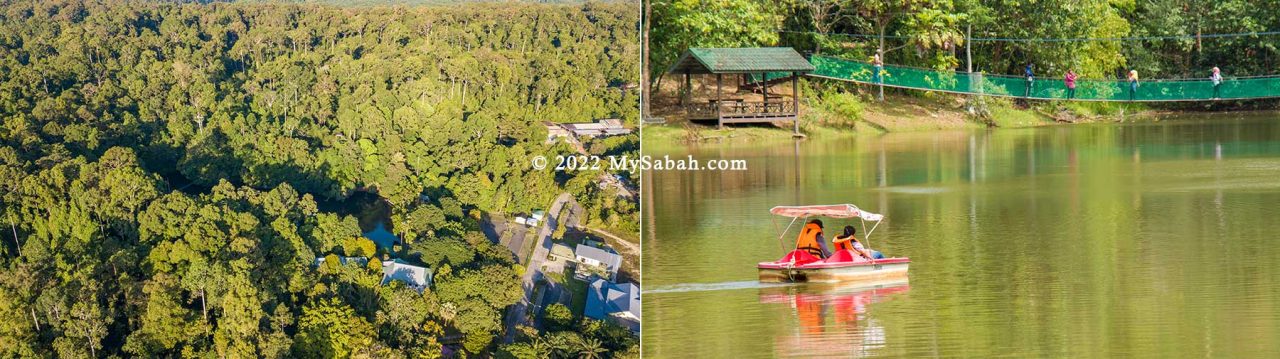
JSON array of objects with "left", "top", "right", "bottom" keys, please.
[{"left": 684, "top": 100, "right": 798, "bottom": 127}]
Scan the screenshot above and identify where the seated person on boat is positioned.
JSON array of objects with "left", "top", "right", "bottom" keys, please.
[
  {"left": 795, "top": 219, "right": 831, "bottom": 258},
  {"left": 833, "top": 225, "right": 884, "bottom": 260}
]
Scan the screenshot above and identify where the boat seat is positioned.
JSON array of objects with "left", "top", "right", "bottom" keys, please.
[
  {"left": 779, "top": 250, "right": 822, "bottom": 266},
  {"left": 823, "top": 249, "right": 871, "bottom": 264}
]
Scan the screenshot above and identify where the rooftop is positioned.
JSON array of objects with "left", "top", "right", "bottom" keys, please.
[
  {"left": 585, "top": 278, "right": 640, "bottom": 332},
  {"left": 667, "top": 47, "right": 815, "bottom": 74},
  {"left": 575, "top": 244, "right": 622, "bottom": 270},
  {"left": 551, "top": 243, "right": 576, "bottom": 259},
  {"left": 313, "top": 256, "right": 369, "bottom": 268},
  {"left": 382, "top": 259, "right": 433, "bottom": 292},
  {"left": 545, "top": 119, "right": 632, "bottom": 138}
]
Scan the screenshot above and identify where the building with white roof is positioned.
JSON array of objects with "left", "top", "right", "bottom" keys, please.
[
  {"left": 313, "top": 256, "right": 369, "bottom": 268},
  {"left": 545, "top": 119, "right": 632, "bottom": 142},
  {"left": 381, "top": 259, "right": 433, "bottom": 292},
  {"left": 575, "top": 244, "right": 622, "bottom": 281}
]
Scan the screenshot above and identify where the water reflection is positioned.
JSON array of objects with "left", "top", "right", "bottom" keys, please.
[
  {"left": 760, "top": 280, "right": 910, "bottom": 358},
  {"left": 644, "top": 114, "right": 1280, "bottom": 357},
  {"left": 364, "top": 221, "right": 399, "bottom": 249}
]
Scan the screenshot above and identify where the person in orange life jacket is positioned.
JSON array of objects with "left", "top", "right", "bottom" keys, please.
[
  {"left": 832, "top": 225, "right": 884, "bottom": 260},
  {"left": 794, "top": 219, "right": 831, "bottom": 258}
]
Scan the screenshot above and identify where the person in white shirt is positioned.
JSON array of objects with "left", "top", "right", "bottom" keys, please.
[{"left": 1211, "top": 67, "right": 1223, "bottom": 99}]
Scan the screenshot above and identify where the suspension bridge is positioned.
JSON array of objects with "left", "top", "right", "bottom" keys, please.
[{"left": 805, "top": 55, "right": 1280, "bottom": 102}]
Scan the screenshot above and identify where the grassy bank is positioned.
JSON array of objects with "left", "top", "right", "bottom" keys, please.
[{"left": 644, "top": 86, "right": 1175, "bottom": 144}]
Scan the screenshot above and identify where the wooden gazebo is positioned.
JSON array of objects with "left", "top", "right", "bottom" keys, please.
[{"left": 667, "top": 47, "right": 815, "bottom": 133}]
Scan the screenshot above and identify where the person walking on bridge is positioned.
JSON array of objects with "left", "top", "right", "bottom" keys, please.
[
  {"left": 1064, "top": 70, "right": 1078, "bottom": 99},
  {"left": 1127, "top": 69, "right": 1140, "bottom": 101},
  {"left": 1024, "top": 63, "right": 1035, "bottom": 98},
  {"left": 871, "top": 51, "right": 884, "bottom": 84},
  {"left": 1211, "top": 67, "right": 1223, "bottom": 99}
]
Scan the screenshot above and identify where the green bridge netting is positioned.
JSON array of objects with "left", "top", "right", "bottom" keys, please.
[{"left": 809, "top": 55, "right": 1280, "bottom": 101}]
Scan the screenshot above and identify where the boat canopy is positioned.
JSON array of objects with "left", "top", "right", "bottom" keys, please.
[{"left": 769, "top": 204, "right": 884, "bottom": 221}]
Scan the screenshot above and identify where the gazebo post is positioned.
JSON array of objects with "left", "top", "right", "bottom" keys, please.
[
  {"left": 792, "top": 72, "right": 800, "bottom": 135},
  {"left": 762, "top": 72, "right": 770, "bottom": 101},
  {"left": 682, "top": 70, "right": 691, "bottom": 106},
  {"left": 716, "top": 73, "right": 723, "bottom": 129}
]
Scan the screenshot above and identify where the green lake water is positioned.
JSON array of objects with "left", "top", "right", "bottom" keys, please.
[{"left": 642, "top": 114, "right": 1280, "bottom": 357}]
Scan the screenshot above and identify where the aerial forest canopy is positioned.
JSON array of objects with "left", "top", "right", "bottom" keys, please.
[
  {"left": 0, "top": 0, "right": 639, "bottom": 357},
  {"left": 651, "top": 0, "right": 1280, "bottom": 83}
]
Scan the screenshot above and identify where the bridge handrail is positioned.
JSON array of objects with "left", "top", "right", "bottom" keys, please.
[{"left": 811, "top": 55, "right": 1280, "bottom": 101}]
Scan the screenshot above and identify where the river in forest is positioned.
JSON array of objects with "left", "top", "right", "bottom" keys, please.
[{"left": 641, "top": 113, "right": 1280, "bottom": 357}]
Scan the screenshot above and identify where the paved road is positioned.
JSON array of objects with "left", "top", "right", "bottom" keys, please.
[{"left": 502, "top": 193, "right": 578, "bottom": 343}]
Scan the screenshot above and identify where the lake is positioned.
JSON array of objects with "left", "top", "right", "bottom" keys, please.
[
  {"left": 317, "top": 190, "right": 401, "bottom": 249},
  {"left": 642, "top": 113, "right": 1280, "bottom": 357}
]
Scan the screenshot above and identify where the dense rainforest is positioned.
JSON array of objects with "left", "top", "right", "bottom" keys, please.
[
  {"left": 0, "top": 0, "right": 639, "bottom": 357},
  {"left": 651, "top": 0, "right": 1280, "bottom": 93}
]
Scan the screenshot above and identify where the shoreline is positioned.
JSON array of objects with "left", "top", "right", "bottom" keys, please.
[{"left": 644, "top": 93, "right": 1275, "bottom": 145}]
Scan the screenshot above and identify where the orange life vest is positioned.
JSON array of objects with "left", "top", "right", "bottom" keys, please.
[
  {"left": 834, "top": 235, "right": 856, "bottom": 251},
  {"left": 795, "top": 223, "right": 825, "bottom": 258}
]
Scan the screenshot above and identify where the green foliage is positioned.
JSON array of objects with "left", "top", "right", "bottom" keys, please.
[
  {"left": 309, "top": 214, "right": 362, "bottom": 256},
  {"left": 434, "top": 264, "right": 523, "bottom": 353},
  {"left": 662, "top": 0, "right": 1280, "bottom": 86},
  {"left": 0, "top": 0, "right": 637, "bottom": 214},
  {"left": 812, "top": 89, "right": 866, "bottom": 128},
  {"left": 505, "top": 318, "right": 636, "bottom": 359},
  {"left": 650, "top": 0, "right": 784, "bottom": 83},
  {"left": 410, "top": 235, "right": 477, "bottom": 268},
  {"left": 1122, "top": 0, "right": 1280, "bottom": 79},
  {"left": 0, "top": 0, "right": 638, "bottom": 357},
  {"left": 544, "top": 303, "right": 576, "bottom": 332},
  {"left": 341, "top": 237, "right": 377, "bottom": 258},
  {"left": 294, "top": 297, "right": 378, "bottom": 358}
]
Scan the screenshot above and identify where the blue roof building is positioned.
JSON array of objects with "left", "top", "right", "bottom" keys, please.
[{"left": 585, "top": 278, "right": 640, "bottom": 333}]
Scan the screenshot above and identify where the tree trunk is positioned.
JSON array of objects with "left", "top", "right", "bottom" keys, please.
[
  {"left": 641, "top": 0, "right": 651, "bottom": 120},
  {"left": 966, "top": 24, "right": 973, "bottom": 74},
  {"left": 10, "top": 219, "right": 19, "bottom": 257},
  {"left": 85, "top": 326, "right": 97, "bottom": 358},
  {"left": 653, "top": 73, "right": 666, "bottom": 101},
  {"left": 966, "top": 23, "right": 975, "bottom": 113},
  {"left": 877, "top": 22, "right": 886, "bottom": 102},
  {"left": 792, "top": 74, "right": 800, "bottom": 135},
  {"left": 201, "top": 288, "right": 208, "bottom": 323},
  {"left": 31, "top": 307, "right": 39, "bottom": 332}
]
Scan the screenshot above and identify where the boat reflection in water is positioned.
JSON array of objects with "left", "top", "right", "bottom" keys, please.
[{"left": 759, "top": 279, "right": 910, "bottom": 357}]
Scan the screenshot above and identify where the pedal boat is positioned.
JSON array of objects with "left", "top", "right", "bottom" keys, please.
[{"left": 757, "top": 204, "right": 910, "bottom": 283}]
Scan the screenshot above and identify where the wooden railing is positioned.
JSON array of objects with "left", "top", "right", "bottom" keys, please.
[
  {"left": 684, "top": 100, "right": 797, "bottom": 120},
  {"left": 720, "top": 101, "right": 795, "bottom": 119},
  {"left": 685, "top": 102, "right": 719, "bottom": 119}
]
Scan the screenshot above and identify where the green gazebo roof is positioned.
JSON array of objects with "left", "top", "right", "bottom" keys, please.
[{"left": 667, "top": 47, "right": 815, "bottom": 74}]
